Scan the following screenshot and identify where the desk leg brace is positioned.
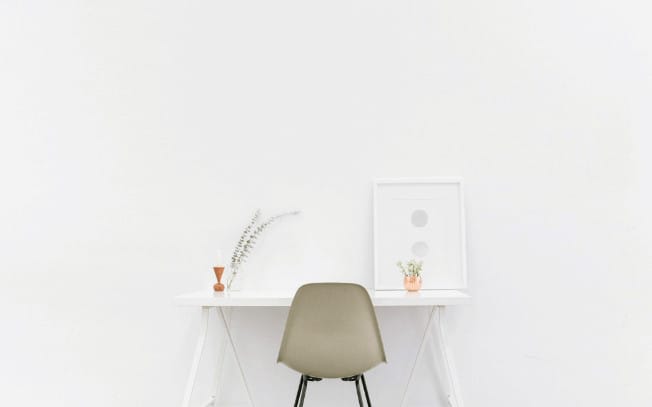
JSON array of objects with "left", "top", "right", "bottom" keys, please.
[
  {"left": 211, "top": 308, "right": 232, "bottom": 406},
  {"left": 399, "top": 306, "right": 465, "bottom": 407},
  {"left": 218, "top": 308, "right": 256, "bottom": 407},
  {"left": 181, "top": 308, "right": 255, "bottom": 407},
  {"left": 436, "top": 306, "right": 464, "bottom": 407},
  {"left": 182, "top": 307, "right": 210, "bottom": 407}
]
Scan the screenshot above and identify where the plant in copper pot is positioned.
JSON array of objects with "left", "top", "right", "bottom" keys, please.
[{"left": 397, "top": 259, "right": 423, "bottom": 292}]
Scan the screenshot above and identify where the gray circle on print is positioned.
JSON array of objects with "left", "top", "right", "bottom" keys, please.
[
  {"left": 412, "top": 241, "right": 429, "bottom": 257},
  {"left": 411, "top": 210, "right": 428, "bottom": 227}
]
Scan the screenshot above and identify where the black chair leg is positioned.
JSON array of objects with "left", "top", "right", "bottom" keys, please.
[
  {"left": 294, "top": 374, "right": 371, "bottom": 406},
  {"left": 298, "top": 375, "right": 308, "bottom": 407},
  {"left": 293, "top": 375, "right": 304, "bottom": 407},
  {"left": 354, "top": 376, "right": 364, "bottom": 407},
  {"left": 361, "top": 374, "right": 372, "bottom": 407}
]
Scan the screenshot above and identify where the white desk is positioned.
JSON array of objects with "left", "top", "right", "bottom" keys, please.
[{"left": 176, "top": 289, "right": 470, "bottom": 407}]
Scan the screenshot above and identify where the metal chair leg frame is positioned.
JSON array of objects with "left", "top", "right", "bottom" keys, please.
[
  {"left": 354, "top": 376, "right": 364, "bottom": 407},
  {"left": 361, "top": 374, "right": 372, "bottom": 407},
  {"left": 293, "top": 375, "right": 304, "bottom": 407},
  {"left": 295, "top": 373, "right": 372, "bottom": 406},
  {"left": 298, "top": 375, "right": 308, "bottom": 407}
]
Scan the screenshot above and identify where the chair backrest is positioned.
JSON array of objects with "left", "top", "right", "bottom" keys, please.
[{"left": 277, "top": 283, "right": 386, "bottom": 379}]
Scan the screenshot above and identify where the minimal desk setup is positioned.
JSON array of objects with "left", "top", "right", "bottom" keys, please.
[
  {"left": 178, "top": 178, "right": 470, "bottom": 406},
  {"left": 175, "top": 289, "right": 470, "bottom": 407}
]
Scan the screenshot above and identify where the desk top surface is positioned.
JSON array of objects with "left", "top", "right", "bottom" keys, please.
[{"left": 175, "top": 289, "right": 471, "bottom": 307}]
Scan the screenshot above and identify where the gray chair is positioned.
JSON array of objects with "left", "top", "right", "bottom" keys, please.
[{"left": 277, "top": 283, "right": 386, "bottom": 407}]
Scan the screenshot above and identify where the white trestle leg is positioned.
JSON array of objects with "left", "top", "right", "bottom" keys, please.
[{"left": 182, "top": 307, "right": 210, "bottom": 407}]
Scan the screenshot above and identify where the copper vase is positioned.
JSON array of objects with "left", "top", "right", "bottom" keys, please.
[
  {"left": 404, "top": 276, "right": 422, "bottom": 292},
  {"left": 213, "top": 266, "right": 225, "bottom": 292}
]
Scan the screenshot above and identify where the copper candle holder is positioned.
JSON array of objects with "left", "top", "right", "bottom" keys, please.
[{"left": 213, "top": 266, "right": 225, "bottom": 292}]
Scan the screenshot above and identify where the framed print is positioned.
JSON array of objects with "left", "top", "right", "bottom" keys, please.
[{"left": 373, "top": 178, "right": 467, "bottom": 290}]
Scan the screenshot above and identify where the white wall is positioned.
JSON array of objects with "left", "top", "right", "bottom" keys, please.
[{"left": 1, "top": 0, "right": 651, "bottom": 406}]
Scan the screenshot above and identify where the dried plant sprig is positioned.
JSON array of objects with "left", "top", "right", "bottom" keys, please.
[
  {"left": 227, "top": 209, "right": 300, "bottom": 289},
  {"left": 396, "top": 259, "right": 423, "bottom": 277},
  {"left": 234, "top": 211, "right": 300, "bottom": 265},
  {"left": 230, "top": 209, "right": 261, "bottom": 265}
]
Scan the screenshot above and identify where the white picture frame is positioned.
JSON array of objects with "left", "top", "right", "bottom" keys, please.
[{"left": 373, "top": 177, "right": 467, "bottom": 290}]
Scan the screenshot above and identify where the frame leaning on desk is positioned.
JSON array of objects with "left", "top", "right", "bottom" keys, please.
[{"left": 175, "top": 289, "right": 470, "bottom": 407}]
